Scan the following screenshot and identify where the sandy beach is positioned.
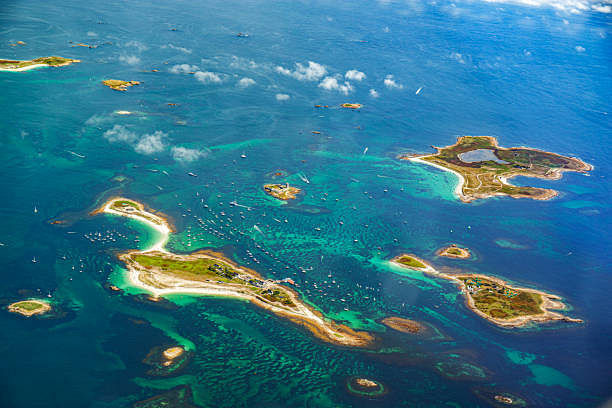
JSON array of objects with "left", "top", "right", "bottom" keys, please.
[
  {"left": 0, "top": 64, "right": 47, "bottom": 72},
  {"left": 97, "top": 197, "right": 374, "bottom": 347},
  {"left": 407, "top": 156, "right": 469, "bottom": 202}
]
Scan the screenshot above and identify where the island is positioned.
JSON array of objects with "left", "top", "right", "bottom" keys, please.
[
  {"left": 93, "top": 197, "right": 374, "bottom": 348},
  {"left": 438, "top": 244, "right": 471, "bottom": 259},
  {"left": 341, "top": 103, "right": 362, "bottom": 109},
  {"left": 473, "top": 387, "right": 528, "bottom": 407},
  {"left": 0, "top": 56, "right": 80, "bottom": 72},
  {"left": 263, "top": 183, "right": 301, "bottom": 200},
  {"left": 8, "top": 300, "right": 51, "bottom": 316},
  {"left": 390, "top": 254, "right": 430, "bottom": 271},
  {"left": 143, "top": 345, "right": 191, "bottom": 377},
  {"left": 391, "top": 254, "right": 582, "bottom": 328},
  {"left": 400, "top": 136, "right": 592, "bottom": 202},
  {"left": 381, "top": 316, "right": 424, "bottom": 333},
  {"left": 102, "top": 79, "right": 140, "bottom": 91},
  {"left": 346, "top": 376, "right": 387, "bottom": 398}
]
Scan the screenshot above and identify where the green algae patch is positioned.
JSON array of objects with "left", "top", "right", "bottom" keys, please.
[
  {"left": 506, "top": 350, "right": 536, "bottom": 365},
  {"left": 326, "top": 310, "right": 386, "bottom": 332}
]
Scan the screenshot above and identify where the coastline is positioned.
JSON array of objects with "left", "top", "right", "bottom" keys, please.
[
  {"left": 405, "top": 156, "right": 469, "bottom": 202},
  {"left": 402, "top": 136, "right": 592, "bottom": 203},
  {"left": 92, "top": 197, "right": 173, "bottom": 252},
  {"left": 96, "top": 198, "right": 374, "bottom": 347},
  {"left": 390, "top": 255, "right": 581, "bottom": 328},
  {"left": 0, "top": 64, "right": 47, "bottom": 72}
]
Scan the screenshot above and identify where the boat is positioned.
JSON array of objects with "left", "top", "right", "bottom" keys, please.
[
  {"left": 34, "top": 206, "right": 38, "bottom": 213},
  {"left": 66, "top": 150, "right": 86, "bottom": 158},
  {"left": 188, "top": 172, "right": 198, "bottom": 177},
  {"left": 32, "top": 256, "right": 37, "bottom": 263},
  {"left": 415, "top": 86, "right": 423, "bottom": 95}
]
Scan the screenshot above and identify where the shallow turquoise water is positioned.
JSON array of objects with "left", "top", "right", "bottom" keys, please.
[{"left": 1, "top": 0, "right": 610, "bottom": 407}]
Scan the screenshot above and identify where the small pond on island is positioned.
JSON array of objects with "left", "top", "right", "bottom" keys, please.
[{"left": 458, "top": 149, "right": 509, "bottom": 164}]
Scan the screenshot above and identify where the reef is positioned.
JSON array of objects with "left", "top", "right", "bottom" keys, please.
[
  {"left": 381, "top": 316, "right": 424, "bottom": 334},
  {"left": 133, "top": 385, "right": 197, "bottom": 408},
  {"left": 401, "top": 136, "right": 592, "bottom": 202}
]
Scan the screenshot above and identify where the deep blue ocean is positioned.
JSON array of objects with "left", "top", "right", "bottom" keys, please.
[{"left": 0, "top": 0, "right": 610, "bottom": 406}]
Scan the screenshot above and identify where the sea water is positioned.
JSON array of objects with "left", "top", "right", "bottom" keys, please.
[{"left": 0, "top": 0, "right": 610, "bottom": 407}]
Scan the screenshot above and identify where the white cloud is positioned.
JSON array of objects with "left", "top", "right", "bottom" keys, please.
[
  {"left": 163, "top": 44, "right": 192, "bottom": 54},
  {"left": 229, "top": 56, "right": 259, "bottom": 69},
  {"left": 194, "top": 71, "right": 222, "bottom": 83},
  {"left": 237, "top": 77, "right": 256, "bottom": 87},
  {"left": 369, "top": 89, "right": 380, "bottom": 98},
  {"left": 102, "top": 126, "right": 169, "bottom": 155},
  {"left": 171, "top": 146, "right": 208, "bottom": 162},
  {"left": 383, "top": 74, "right": 403, "bottom": 89},
  {"left": 275, "top": 61, "right": 327, "bottom": 81},
  {"left": 103, "top": 125, "right": 137, "bottom": 143},
  {"left": 318, "top": 76, "right": 354, "bottom": 95},
  {"left": 575, "top": 45, "right": 586, "bottom": 52},
  {"left": 134, "top": 131, "right": 166, "bottom": 155},
  {"left": 482, "top": 0, "right": 609, "bottom": 14},
  {"left": 119, "top": 55, "right": 141, "bottom": 65},
  {"left": 124, "top": 41, "right": 148, "bottom": 52},
  {"left": 275, "top": 93, "right": 290, "bottom": 101},
  {"left": 450, "top": 52, "right": 466, "bottom": 64},
  {"left": 591, "top": 3, "right": 611, "bottom": 12},
  {"left": 170, "top": 64, "right": 199, "bottom": 74},
  {"left": 345, "top": 70, "right": 366, "bottom": 81},
  {"left": 86, "top": 114, "right": 112, "bottom": 126}
]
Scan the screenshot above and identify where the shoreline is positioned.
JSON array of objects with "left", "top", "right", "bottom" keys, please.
[
  {"left": 390, "top": 255, "right": 581, "bottom": 328},
  {"left": 0, "top": 63, "right": 48, "bottom": 72},
  {"left": 92, "top": 197, "right": 173, "bottom": 252},
  {"left": 402, "top": 136, "right": 592, "bottom": 203},
  {"left": 96, "top": 198, "right": 374, "bottom": 348},
  {"left": 405, "top": 156, "right": 469, "bottom": 202}
]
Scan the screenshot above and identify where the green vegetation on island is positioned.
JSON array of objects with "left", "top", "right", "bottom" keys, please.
[
  {"left": 95, "top": 197, "right": 374, "bottom": 347},
  {"left": 0, "top": 56, "right": 80, "bottom": 71},
  {"left": 8, "top": 299, "right": 51, "bottom": 316},
  {"left": 127, "top": 252, "right": 295, "bottom": 307},
  {"left": 103, "top": 79, "right": 141, "bottom": 91},
  {"left": 263, "top": 183, "right": 301, "bottom": 200},
  {"left": 438, "top": 244, "right": 471, "bottom": 259},
  {"left": 93, "top": 197, "right": 171, "bottom": 231},
  {"left": 401, "top": 136, "right": 592, "bottom": 202},
  {"left": 390, "top": 254, "right": 582, "bottom": 327},
  {"left": 393, "top": 254, "right": 427, "bottom": 269},
  {"left": 458, "top": 276, "right": 543, "bottom": 320}
]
